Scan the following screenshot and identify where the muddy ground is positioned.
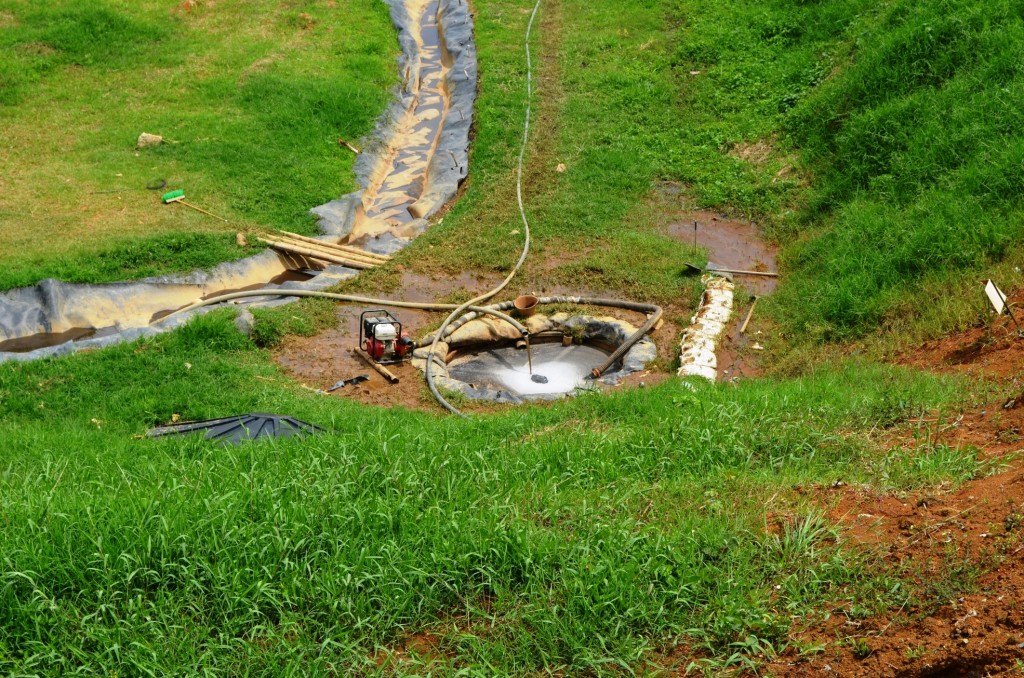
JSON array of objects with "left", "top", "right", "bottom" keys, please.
[
  {"left": 274, "top": 210, "right": 775, "bottom": 409},
  {"left": 667, "top": 210, "right": 778, "bottom": 380},
  {"left": 274, "top": 268, "right": 685, "bottom": 411}
]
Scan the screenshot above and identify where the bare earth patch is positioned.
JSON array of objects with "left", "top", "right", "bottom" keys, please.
[{"left": 762, "top": 306, "right": 1024, "bottom": 677}]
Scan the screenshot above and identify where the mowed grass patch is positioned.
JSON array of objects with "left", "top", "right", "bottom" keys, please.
[
  {"left": 0, "top": 0, "right": 396, "bottom": 289},
  {"left": 0, "top": 310, "right": 978, "bottom": 673}
]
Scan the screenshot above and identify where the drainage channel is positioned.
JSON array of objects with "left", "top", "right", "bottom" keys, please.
[{"left": 0, "top": 0, "right": 475, "bottom": 363}]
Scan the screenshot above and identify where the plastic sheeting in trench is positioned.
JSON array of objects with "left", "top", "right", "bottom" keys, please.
[
  {"left": 0, "top": 0, "right": 476, "bottom": 364},
  {"left": 411, "top": 313, "right": 657, "bottom": 404}
]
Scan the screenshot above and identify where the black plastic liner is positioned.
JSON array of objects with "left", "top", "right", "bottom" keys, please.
[{"left": 147, "top": 413, "right": 325, "bottom": 445}]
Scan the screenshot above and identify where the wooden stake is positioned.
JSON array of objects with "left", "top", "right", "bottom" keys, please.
[
  {"left": 354, "top": 348, "right": 399, "bottom": 383},
  {"left": 740, "top": 297, "right": 759, "bottom": 335}
]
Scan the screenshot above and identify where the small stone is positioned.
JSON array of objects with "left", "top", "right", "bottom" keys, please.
[
  {"left": 136, "top": 132, "right": 163, "bottom": 149},
  {"left": 531, "top": 374, "right": 549, "bottom": 384},
  {"left": 235, "top": 232, "right": 248, "bottom": 247},
  {"left": 234, "top": 308, "right": 255, "bottom": 337}
]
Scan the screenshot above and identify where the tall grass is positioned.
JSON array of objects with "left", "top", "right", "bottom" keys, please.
[
  {"left": 670, "top": 0, "right": 1024, "bottom": 339},
  {"left": 776, "top": 0, "right": 1024, "bottom": 338},
  {"left": 0, "top": 311, "right": 970, "bottom": 673}
]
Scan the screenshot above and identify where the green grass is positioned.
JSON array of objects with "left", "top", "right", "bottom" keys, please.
[
  {"left": 0, "top": 0, "right": 1019, "bottom": 672},
  {"left": 404, "top": 0, "right": 710, "bottom": 306},
  {"left": 0, "top": 311, "right": 974, "bottom": 674},
  {"left": 0, "top": 0, "right": 396, "bottom": 289},
  {"left": 662, "top": 0, "right": 1024, "bottom": 341}
]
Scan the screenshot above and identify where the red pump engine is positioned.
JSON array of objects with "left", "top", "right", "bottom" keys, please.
[{"left": 360, "top": 310, "right": 413, "bottom": 364}]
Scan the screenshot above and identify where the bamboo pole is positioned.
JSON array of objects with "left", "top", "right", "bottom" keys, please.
[
  {"left": 739, "top": 297, "right": 759, "bottom": 335},
  {"left": 353, "top": 348, "right": 400, "bottom": 383},
  {"left": 258, "top": 238, "right": 375, "bottom": 270},
  {"left": 277, "top": 231, "right": 390, "bottom": 261},
  {"left": 262, "top": 235, "right": 384, "bottom": 267}
]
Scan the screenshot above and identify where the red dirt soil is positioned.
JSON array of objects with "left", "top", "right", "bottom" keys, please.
[{"left": 764, "top": 301, "right": 1024, "bottom": 677}]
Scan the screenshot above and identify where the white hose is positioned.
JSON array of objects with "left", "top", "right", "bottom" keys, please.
[{"left": 422, "top": 0, "right": 542, "bottom": 416}]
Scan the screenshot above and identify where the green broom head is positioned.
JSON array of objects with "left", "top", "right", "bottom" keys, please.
[{"left": 162, "top": 189, "right": 185, "bottom": 203}]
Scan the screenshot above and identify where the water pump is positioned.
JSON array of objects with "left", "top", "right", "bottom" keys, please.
[{"left": 359, "top": 310, "right": 413, "bottom": 365}]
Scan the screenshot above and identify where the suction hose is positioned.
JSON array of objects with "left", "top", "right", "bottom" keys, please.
[{"left": 154, "top": 290, "right": 528, "bottom": 337}]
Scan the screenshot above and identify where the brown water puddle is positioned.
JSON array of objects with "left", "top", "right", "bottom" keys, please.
[
  {"left": 666, "top": 211, "right": 778, "bottom": 296},
  {"left": 0, "top": 326, "right": 108, "bottom": 353},
  {"left": 351, "top": 0, "right": 451, "bottom": 241},
  {"left": 666, "top": 211, "right": 777, "bottom": 380}
]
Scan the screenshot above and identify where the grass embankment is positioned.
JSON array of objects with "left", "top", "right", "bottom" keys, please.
[
  {"left": 0, "top": 0, "right": 1017, "bottom": 673},
  {"left": 667, "top": 0, "right": 1024, "bottom": 343},
  {"left": 0, "top": 0, "right": 396, "bottom": 289},
  {"left": 0, "top": 311, "right": 982, "bottom": 674}
]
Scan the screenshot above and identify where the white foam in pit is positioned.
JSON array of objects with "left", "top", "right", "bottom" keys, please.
[{"left": 447, "top": 343, "right": 614, "bottom": 396}]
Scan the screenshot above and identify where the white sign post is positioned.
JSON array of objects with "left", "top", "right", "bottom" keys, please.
[{"left": 985, "top": 279, "right": 1021, "bottom": 332}]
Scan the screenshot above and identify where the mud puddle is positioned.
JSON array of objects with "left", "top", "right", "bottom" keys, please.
[
  {"left": 0, "top": 326, "right": 115, "bottom": 353},
  {"left": 666, "top": 210, "right": 778, "bottom": 295},
  {"left": 667, "top": 211, "right": 777, "bottom": 380}
]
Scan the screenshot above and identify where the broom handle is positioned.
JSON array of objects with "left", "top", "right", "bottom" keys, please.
[{"left": 180, "top": 200, "right": 228, "bottom": 222}]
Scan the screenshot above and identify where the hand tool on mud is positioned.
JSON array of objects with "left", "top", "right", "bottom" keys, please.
[
  {"left": 683, "top": 261, "right": 778, "bottom": 277},
  {"left": 327, "top": 374, "right": 370, "bottom": 392},
  {"left": 162, "top": 189, "right": 228, "bottom": 222},
  {"left": 739, "top": 296, "right": 759, "bottom": 335}
]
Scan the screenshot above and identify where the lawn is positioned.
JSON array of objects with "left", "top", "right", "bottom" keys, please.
[
  {"left": 0, "top": 0, "right": 396, "bottom": 290},
  {"left": 0, "top": 0, "right": 1021, "bottom": 673}
]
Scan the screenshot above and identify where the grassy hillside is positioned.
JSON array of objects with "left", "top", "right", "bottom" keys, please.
[
  {"left": 0, "top": 0, "right": 1019, "bottom": 673},
  {"left": 0, "top": 0, "right": 396, "bottom": 289},
  {"left": 0, "top": 311, "right": 979, "bottom": 674},
  {"left": 668, "top": 0, "right": 1024, "bottom": 341}
]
